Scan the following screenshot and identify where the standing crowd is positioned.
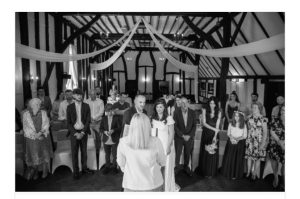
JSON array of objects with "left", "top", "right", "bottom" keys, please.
[{"left": 15, "top": 87, "right": 285, "bottom": 191}]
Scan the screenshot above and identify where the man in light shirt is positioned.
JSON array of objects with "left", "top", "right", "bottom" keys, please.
[
  {"left": 247, "top": 92, "right": 266, "bottom": 117},
  {"left": 67, "top": 88, "right": 93, "bottom": 180},
  {"left": 85, "top": 89, "right": 105, "bottom": 162},
  {"left": 58, "top": 89, "right": 74, "bottom": 121}
]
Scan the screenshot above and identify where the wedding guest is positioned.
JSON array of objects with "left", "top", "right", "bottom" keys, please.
[
  {"left": 117, "top": 113, "right": 166, "bottom": 191},
  {"left": 224, "top": 91, "right": 240, "bottom": 130},
  {"left": 122, "top": 95, "right": 147, "bottom": 137},
  {"left": 271, "top": 96, "right": 284, "bottom": 119},
  {"left": 151, "top": 99, "right": 180, "bottom": 191},
  {"left": 67, "top": 88, "right": 93, "bottom": 180},
  {"left": 267, "top": 105, "right": 285, "bottom": 188},
  {"left": 58, "top": 89, "right": 73, "bottom": 121},
  {"left": 85, "top": 89, "right": 104, "bottom": 158},
  {"left": 51, "top": 92, "right": 65, "bottom": 121},
  {"left": 37, "top": 87, "right": 52, "bottom": 118},
  {"left": 173, "top": 97, "right": 197, "bottom": 177},
  {"left": 112, "top": 93, "right": 130, "bottom": 122},
  {"left": 245, "top": 102, "right": 268, "bottom": 180},
  {"left": 222, "top": 111, "right": 247, "bottom": 179},
  {"left": 23, "top": 98, "right": 53, "bottom": 180},
  {"left": 197, "top": 96, "right": 221, "bottom": 178},
  {"left": 95, "top": 86, "right": 106, "bottom": 104},
  {"left": 100, "top": 104, "right": 122, "bottom": 175},
  {"left": 247, "top": 92, "right": 266, "bottom": 117}
]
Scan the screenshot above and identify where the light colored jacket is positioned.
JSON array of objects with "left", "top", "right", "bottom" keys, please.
[{"left": 23, "top": 110, "right": 50, "bottom": 140}]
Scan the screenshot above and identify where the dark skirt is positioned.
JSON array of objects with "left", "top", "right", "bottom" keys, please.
[
  {"left": 198, "top": 127, "right": 219, "bottom": 177},
  {"left": 25, "top": 135, "right": 53, "bottom": 167},
  {"left": 221, "top": 139, "right": 246, "bottom": 179}
]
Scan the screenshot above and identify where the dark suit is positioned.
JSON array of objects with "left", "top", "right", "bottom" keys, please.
[
  {"left": 67, "top": 102, "right": 91, "bottom": 174},
  {"left": 173, "top": 108, "right": 196, "bottom": 167},
  {"left": 100, "top": 115, "right": 122, "bottom": 166},
  {"left": 121, "top": 106, "right": 147, "bottom": 137}
]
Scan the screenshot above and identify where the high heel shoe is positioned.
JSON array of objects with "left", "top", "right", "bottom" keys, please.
[{"left": 272, "top": 177, "right": 279, "bottom": 188}]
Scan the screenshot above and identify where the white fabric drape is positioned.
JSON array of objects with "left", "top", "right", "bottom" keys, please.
[
  {"left": 15, "top": 28, "right": 131, "bottom": 62},
  {"left": 90, "top": 19, "right": 141, "bottom": 71},
  {"left": 143, "top": 19, "right": 199, "bottom": 102},
  {"left": 65, "top": 45, "right": 78, "bottom": 90},
  {"left": 143, "top": 19, "right": 284, "bottom": 58}
]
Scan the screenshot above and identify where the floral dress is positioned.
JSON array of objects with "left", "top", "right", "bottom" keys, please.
[
  {"left": 267, "top": 118, "right": 285, "bottom": 164},
  {"left": 245, "top": 115, "right": 268, "bottom": 161}
]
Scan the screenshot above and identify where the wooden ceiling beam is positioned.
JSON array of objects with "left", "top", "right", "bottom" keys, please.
[{"left": 57, "top": 12, "right": 230, "bottom": 17}]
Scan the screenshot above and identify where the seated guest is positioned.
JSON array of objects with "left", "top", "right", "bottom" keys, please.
[
  {"left": 122, "top": 95, "right": 147, "bottom": 137},
  {"left": 85, "top": 89, "right": 104, "bottom": 155},
  {"left": 23, "top": 98, "right": 53, "bottom": 180},
  {"left": 67, "top": 88, "right": 93, "bottom": 180},
  {"left": 37, "top": 87, "right": 52, "bottom": 118},
  {"left": 58, "top": 89, "right": 73, "bottom": 121},
  {"left": 100, "top": 104, "right": 122, "bottom": 175},
  {"left": 51, "top": 91, "right": 65, "bottom": 121},
  {"left": 117, "top": 113, "right": 166, "bottom": 191},
  {"left": 267, "top": 105, "right": 285, "bottom": 189},
  {"left": 271, "top": 95, "right": 284, "bottom": 119},
  {"left": 112, "top": 92, "right": 130, "bottom": 121},
  {"left": 221, "top": 111, "right": 247, "bottom": 180}
]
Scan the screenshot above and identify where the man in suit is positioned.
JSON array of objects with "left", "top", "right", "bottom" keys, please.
[
  {"left": 173, "top": 97, "right": 196, "bottom": 177},
  {"left": 67, "top": 88, "right": 94, "bottom": 180},
  {"left": 100, "top": 104, "right": 122, "bottom": 175},
  {"left": 121, "top": 95, "right": 147, "bottom": 137}
]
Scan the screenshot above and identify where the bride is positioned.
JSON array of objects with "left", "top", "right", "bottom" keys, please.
[{"left": 151, "top": 99, "right": 180, "bottom": 192}]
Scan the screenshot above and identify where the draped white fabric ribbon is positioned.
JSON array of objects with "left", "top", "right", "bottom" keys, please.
[
  {"left": 143, "top": 19, "right": 199, "bottom": 102},
  {"left": 90, "top": 19, "right": 141, "bottom": 71},
  {"left": 15, "top": 27, "right": 131, "bottom": 62},
  {"left": 143, "top": 19, "right": 284, "bottom": 58}
]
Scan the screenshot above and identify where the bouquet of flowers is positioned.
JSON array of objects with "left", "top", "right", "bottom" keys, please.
[{"left": 205, "top": 139, "right": 218, "bottom": 154}]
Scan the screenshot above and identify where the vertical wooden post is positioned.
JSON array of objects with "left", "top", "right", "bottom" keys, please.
[{"left": 219, "top": 14, "right": 231, "bottom": 110}]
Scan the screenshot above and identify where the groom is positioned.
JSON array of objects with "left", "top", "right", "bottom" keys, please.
[
  {"left": 173, "top": 97, "right": 196, "bottom": 176},
  {"left": 67, "top": 88, "right": 94, "bottom": 180}
]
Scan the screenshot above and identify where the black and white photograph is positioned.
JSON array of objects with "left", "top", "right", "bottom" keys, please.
[{"left": 3, "top": 0, "right": 299, "bottom": 198}]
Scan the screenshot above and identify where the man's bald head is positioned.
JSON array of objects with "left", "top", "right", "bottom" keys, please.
[{"left": 134, "top": 95, "right": 146, "bottom": 112}]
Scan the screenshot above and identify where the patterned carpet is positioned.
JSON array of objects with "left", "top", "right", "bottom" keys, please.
[{"left": 15, "top": 166, "right": 283, "bottom": 192}]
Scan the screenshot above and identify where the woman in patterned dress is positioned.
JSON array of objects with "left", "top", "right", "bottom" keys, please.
[
  {"left": 245, "top": 102, "right": 268, "bottom": 180},
  {"left": 267, "top": 105, "right": 285, "bottom": 188}
]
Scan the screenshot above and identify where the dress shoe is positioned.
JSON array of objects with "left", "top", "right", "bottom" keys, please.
[
  {"left": 82, "top": 168, "right": 94, "bottom": 174},
  {"left": 102, "top": 166, "right": 110, "bottom": 175},
  {"left": 174, "top": 166, "right": 181, "bottom": 175},
  {"left": 184, "top": 166, "right": 193, "bottom": 177}
]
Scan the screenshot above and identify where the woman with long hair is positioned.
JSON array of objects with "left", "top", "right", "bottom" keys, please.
[
  {"left": 117, "top": 113, "right": 166, "bottom": 191},
  {"left": 151, "top": 99, "right": 180, "bottom": 191},
  {"left": 267, "top": 105, "right": 285, "bottom": 188},
  {"left": 221, "top": 111, "right": 247, "bottom": 179},
  {"left": 197, "top": 96, "right": 221, "bottom": 178},
  {"left": 245, "top": 103, "right": 268, "bottom": 180},
  {"left": 23, "top": 98, "right": 53, "bottom": 180},
  {"left": 224, "top": 91, "right": 240, "bottom": 130}
]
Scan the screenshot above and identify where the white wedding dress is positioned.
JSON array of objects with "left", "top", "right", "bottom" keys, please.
[{"left": 151, "top": 116, "right": 180, "bottom": 192}]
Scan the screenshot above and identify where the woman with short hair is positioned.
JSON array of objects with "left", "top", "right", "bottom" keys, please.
[
  {"left": 23, "top": 98, "right": 53, "bottom": 180},
  {"left": 117, "top": 113, "right": 166, "bottom": 191}
]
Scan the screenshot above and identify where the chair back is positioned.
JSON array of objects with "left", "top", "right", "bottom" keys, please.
[{"left": 52, "top": 129, "right": 69, "bottom": 142}]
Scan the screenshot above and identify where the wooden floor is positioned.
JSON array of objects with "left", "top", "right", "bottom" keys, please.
[{"left": 15, "top": 166, "right": 283, "bottom": 192}]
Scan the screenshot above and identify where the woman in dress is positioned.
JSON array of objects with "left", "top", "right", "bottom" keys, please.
[
  {"left": 267, "top": 105, "right": 285, "bottom": 188},
  {"left": 151, "top": 99, "right": 180, "bottom": 191},
  {"left": 198, "top": 96, "right": 221, "bottom": 178},
  {"left": 117, "top": 113, "right": 166, "bottom": 192},
  {"left": 224, "top": 91, "right": 240, "bottom": 130},
  {"left": 23, "top": 98, "right": 53, "bottom": 180},
  {"left": 51, "top": 91, "right": 65, "bottom": 120},
  {"left": 222, "top": 111, "right": 247, "bottom": 179},
  {"left": 245, "top": 102, "right": 268, "bottom": 180}
]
